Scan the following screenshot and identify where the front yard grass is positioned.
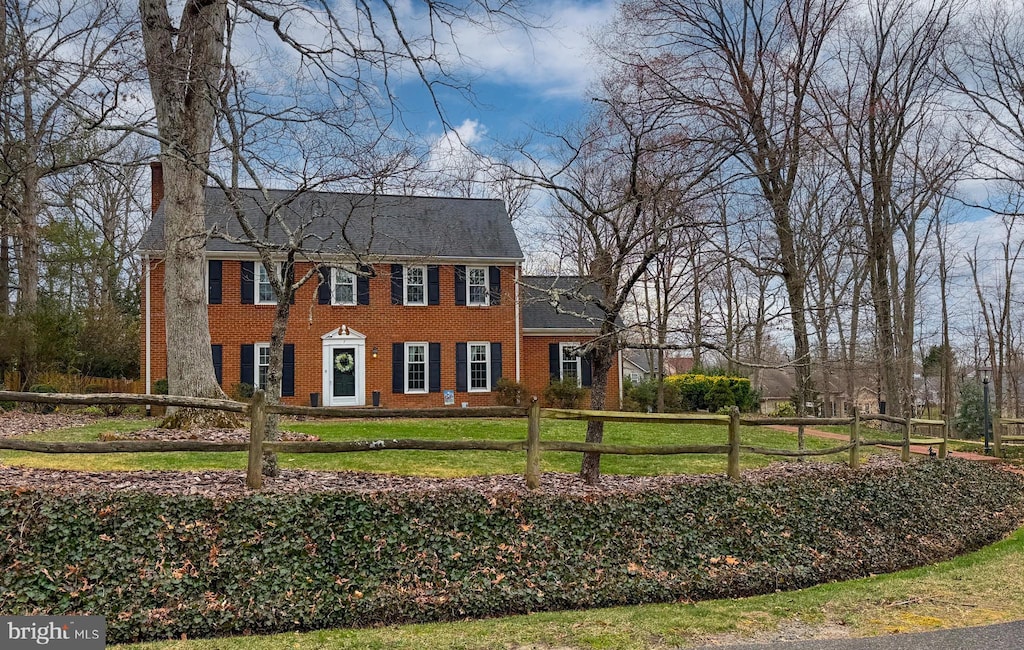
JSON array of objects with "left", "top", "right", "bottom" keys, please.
[
  {"left": 114, "top": 524, "right": 1024, "bottom": 650},
  {"left": 0, "top": 416, "right": 857, "bottom": 476}
]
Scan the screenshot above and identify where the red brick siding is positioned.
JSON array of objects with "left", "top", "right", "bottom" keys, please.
[
  {"left": 144, "top": 260, "right": 518, "bottom": 408},
  {"left": 521, "top": 335, "right": 621, "bottom": 409}
]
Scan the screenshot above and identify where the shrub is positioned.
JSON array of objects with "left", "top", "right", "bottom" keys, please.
[
  {"left": 622, "top": 378, "right": 681, "bottom": 412},
  {"left": 543, "top": 377, "right": 585, "bottom": 408},
  {"left": 770, "top": 401, "right": 796, "bottom": 417},
  {"left": 494, "top": 378, "right": 527, "bottom": 406},
  {"left": 665, "top": 374, "right": 757, "bottom": 412},
  {"left": 230, "top": 382, "right": 254, "bottom": 401},
  {"left": 153, "top": 378, "right": 168, "bottom": 395},
  {"left": 0, "top": 460, "right": 1021, "bottom": 644}
]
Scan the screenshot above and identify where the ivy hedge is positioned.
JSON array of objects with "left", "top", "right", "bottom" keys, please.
[{"left": 1, "top": 460, "right": 1023, "bottom": 643}]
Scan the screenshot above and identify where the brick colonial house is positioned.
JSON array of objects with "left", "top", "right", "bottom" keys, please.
[{"left": 139, "top": 165, "right": 621, "bottom": 408}]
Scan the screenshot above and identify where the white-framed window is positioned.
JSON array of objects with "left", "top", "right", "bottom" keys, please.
[
  {"left": 405, "top": 342, "right": 428, "bottom": 393},
  {"left": 255, "top": 343, "right": 270, "bottom": 389},
  {"left": 468, "top": 342, "right": 490, "bottom": 391},
  {"left": 332, "top": 267, "right": 356, "bottom": 305},
  {"left": 467, "top": 267, "right": 488, "bottom": 306},
  {"left": 405, "top": 266, "right": 426, "bottom": 305},
  {"left": 257, "top": 263, "right": 280, "bottom": 305},
  {"left": 560, "top": 342, "right": 581, "bottom": 387}
]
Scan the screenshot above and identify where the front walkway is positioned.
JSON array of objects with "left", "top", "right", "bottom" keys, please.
[{"left": 768, "top": 425, "right": 1001, "bottom": 464}]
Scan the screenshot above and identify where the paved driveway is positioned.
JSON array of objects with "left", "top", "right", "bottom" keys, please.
[{"left": 696, "top": 620, "right": 1024, "bottom": 649}]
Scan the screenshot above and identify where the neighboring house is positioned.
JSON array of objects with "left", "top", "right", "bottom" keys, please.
[
  {"left": 622, "top": 350, "right": 654, "bottom": 384},
  {"left": 756, "top": 368, "right": 796, "bottom": 415},
  {"left": 139, "top": 164, "right": 620, "bottom": 408}
]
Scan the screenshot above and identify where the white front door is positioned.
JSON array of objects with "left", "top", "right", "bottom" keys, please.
[{"left": 322, "top": 327, "right": 366, "bottom": 406}]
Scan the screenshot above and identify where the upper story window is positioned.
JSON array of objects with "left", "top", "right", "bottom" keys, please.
[
  {"left": 560, "top": 342, "right": 581, "bottom": 387},
  {"left": 257, "top": 263, "right": 280, "bottom": 305},
  {"left": 467, "top": 267, "right": 488, "bottom": 306},
  {"left": 468, "top": 342, "right": 490, "bottom": 391},
  {"left": 405, "top": 266, "right": 426, "bottom": 305},
  {"left": 405, "top": 343, "right": 427, "bottom": 393},
  {"left": 332, "top": 268, "right": 356, "bottom": 305}
]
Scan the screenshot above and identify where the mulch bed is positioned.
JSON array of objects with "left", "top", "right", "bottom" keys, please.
[
  {"left": 100, "top": 427, "right": 317, "bottom": 443},
  {"left": 0, "top": 456, "right": 908, "bottom": 499},
  {"left": 0, "top": 410, "right": 93, "bottom": 439}
]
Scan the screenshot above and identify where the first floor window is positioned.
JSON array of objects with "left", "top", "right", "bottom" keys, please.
[
  {"left": 560, "top": 342, "right": 581, "bottom": 386},
  {"left": 256, "top": 343, "right": 270, "bottom": 389},
  {"left": 405, "top": 266, "right": 425, "bottom": 305},
  {"left": 467, "top": 267, "right": 488, "bottom": 305},
  {"left": 332, "top": 267, "right": 356, "bottom": 305},
  {"left": 468, "top": 342, "right": 490, "bottom": 391},
  {"left": 406, "top": 343, "right": 427, "bottom": 392}
]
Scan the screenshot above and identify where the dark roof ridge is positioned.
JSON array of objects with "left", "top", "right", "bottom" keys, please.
[{"left": 206, "top": 185, "right": 504, "bottom": 203}]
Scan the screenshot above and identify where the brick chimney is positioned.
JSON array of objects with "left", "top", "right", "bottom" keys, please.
[{"left": 150, "top": 160, "right": 164, "bottom": 216}]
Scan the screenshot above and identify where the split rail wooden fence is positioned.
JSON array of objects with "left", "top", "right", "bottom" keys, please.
[{"left": 0, "top": 390, "right": 959, "bottom": 490}]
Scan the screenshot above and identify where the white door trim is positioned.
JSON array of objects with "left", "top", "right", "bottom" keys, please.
[{"left": 322, "top": 326, "right": 366, "bottom": 406}]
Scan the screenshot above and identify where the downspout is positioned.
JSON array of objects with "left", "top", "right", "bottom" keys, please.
[
  {"left": 515, "top": 262, "right": 521, "bottom": 382},
  {"left": 145, "top": 254, "right": 152, "bottom": 415}
]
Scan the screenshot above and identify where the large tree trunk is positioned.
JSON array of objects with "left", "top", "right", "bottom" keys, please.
[
  {"left": 580, "top": 344, "right": 615, "bottom": 485},
  {"left": 140, "top": 0, "right": 231, "bottom": 416}
]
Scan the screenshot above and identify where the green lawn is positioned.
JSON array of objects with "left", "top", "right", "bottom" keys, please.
[
  {"left": 113, "top": 525, "right": 1024, "bottom": 649},
  {"left": 0, "top": 416, "right": 858, "bottom": 476}
]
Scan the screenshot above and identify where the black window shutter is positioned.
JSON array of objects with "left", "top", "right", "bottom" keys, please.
[
  {"left": 392, "top": 343, "right": 404, "bottom": 393},
  {"left": 317, "top": 267, "right": 331, "bottom": 305},
  {"left": 549, "top": 343, "right": 560, "bottom": 380},
  {"left": 427, "top": 266, "right": 440, "bottom": 305},
  {"left": 282, "top": 344, "right": 295, "bottom": 397},
  {"left": 208, "top": 261, "right": 222, "bottom": 305},
  {"left": 240, "top": 262, "right": 254, "bottom": 304},
  {"left": 581, "top": 355, "right": 593, "bottom": 388},
  {"left": 489, "top": 266, "right": 501, "bottom": 305},
  {"left": 454, "top": 266, "right": 466, "bottom": 306},
  {"left": 241, "top": 344, "right": 254, "bottom": 386},
  {"left": 429, "top": 342, "right": 441, "bottom": 392},
  {"left": 211, "top": 344, "right": 222, "bottom": 385},
  {"left": 455, "top": 342, "right": 468, "bottom": 393},
  {"left": 391, "top": 264, "right": 403, "bottom": 305},
  {"left": 357, "top": 265, "right": 371, "bottom": 305},
  {"left": 490, "top": 342, "right": 502, "bottom": 388}
]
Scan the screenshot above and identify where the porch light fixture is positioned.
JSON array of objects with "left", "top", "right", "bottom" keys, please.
[{"left": 372, "top": 346, "right": 378, "bottom": 359}]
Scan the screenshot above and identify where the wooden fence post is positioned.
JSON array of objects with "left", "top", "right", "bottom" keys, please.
[
  {"left": 994, "top": 415, "right": 1002, "bottom": 457},
  {"left": 727, "top": 406, "right": 740, "bottom": 479},
  {"left": 901, "top": 416, "right": 911, "bottom": 463},
  {"left": 247, "top": 390, "right": 267, "bottom": 490},
  {"left": 525, "top": 396, "right": 541, "bottom": 490},
  {"left": 940, "top": 416, "right": 949, "bottom": 460},
  {"left": 849, "top": 406, "right": 860, "bottom": 470}
]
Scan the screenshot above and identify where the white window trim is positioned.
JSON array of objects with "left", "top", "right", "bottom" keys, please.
[
  {"left": 466, "top": 266, "right": 489, "bottom": 306},
  {"left": 404, "top": 342, "right": 428, "bottom": 394},
  {"left": 467, "top": 341, "right": 491, "bottom": 392},
  {"left": 560, "top": 342, "right": 582, "bottom": 387},
  {"left": 254, "top": 343, "right": 270, "bottom": 389},
  {"left": 331, "top": 267, "right": 357, "bottom": 306},
  {"left": 256, "top": 263, "right": 281, "bottom": 305},
  {"left": 404, "top": 265, "right": 427, "bottom": 306}
]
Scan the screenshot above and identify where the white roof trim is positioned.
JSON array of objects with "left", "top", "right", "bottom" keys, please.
[{"left": 522, "top": 327, "right": 600, "bottom": 336}]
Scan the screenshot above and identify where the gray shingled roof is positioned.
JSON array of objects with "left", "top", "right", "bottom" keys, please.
[
  {"left": 521, "top": 276, "right": 608, "bottom": 330},
  {"left": 139, "top": 187, "right": 523, "bottom": 260}
]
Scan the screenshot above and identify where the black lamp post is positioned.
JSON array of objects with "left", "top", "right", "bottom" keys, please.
[{"left": 981, "top": 367, "right": 992, "bottom": 454}]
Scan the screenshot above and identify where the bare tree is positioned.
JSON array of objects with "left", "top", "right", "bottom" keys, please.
[
  {"left": 0, "top": 0, "right": 137, "bottom": 385},
  {"left": 613, "top": 0, "right": 847, "bottom": 421}
]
